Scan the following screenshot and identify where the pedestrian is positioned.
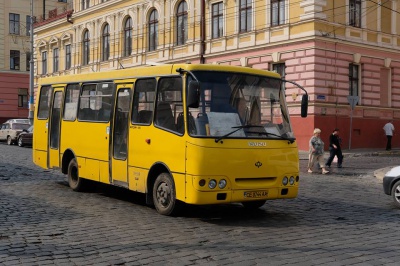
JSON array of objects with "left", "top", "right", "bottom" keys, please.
[
  {"left": 325, "top": 128, "right": 343, "bottom": 168},
  {"left": 383, "top": 120, "right": 395, "bottom": 151},
  {"left": 308, "top": 128, "right": 329, "bottom": 174}
]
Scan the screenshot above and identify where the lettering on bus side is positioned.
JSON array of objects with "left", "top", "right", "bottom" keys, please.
[{"left": 248, "top": 142, "right": 266, "bottom": 147}]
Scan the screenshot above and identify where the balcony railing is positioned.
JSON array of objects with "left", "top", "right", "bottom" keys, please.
[{"left": 33, "top": 3, "right": 73, "bottom": 27}]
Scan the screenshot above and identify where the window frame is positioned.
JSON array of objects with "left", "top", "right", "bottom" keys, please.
[
  {"left": 42, "top": 51, "right": 47, "bottom": 74},
  {"left": 148, "top": 9, "right": 159, "bottom": 52},
  {"left": 65, "top": 44, "right": 71, "bottom": 70},
  {"left": 10, "top": 50, "right": 20, "bottom": 70},
  {"left": 53, "top": 48, "right": 59, "bottom": 72},
  {"left": 349, "top": 63, "right": 360, "bottom": 97},
  {"left": 82, "top": 30, "right": 90, "bottom": 65},
  {"left": 349, "top": 0, "right": 361, "bottom": 28},
  {"left": 239, "top": 0, "right": 252, "bottom": 33},
  {"left": 271, "top": 0, "right": 285, "bottom": 26},
  {"left": 102, "top": 24, "right": 110, "bottom": 61},
  {"left": 9, "top": 13, "right": 20, "bottom": 35},
  {"left": 176, "top": 1, "right": 188, "bottom": 45},
  {"left": 212, "top": 2, "right": 224, "bottom": 39},
  {"left": 124, "top": 17, "right": 132, "bottom": 57}
]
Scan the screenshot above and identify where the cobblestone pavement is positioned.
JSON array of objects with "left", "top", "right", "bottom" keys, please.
[{"left": 1, "top": 143, "right": 400, "bottom": 266}]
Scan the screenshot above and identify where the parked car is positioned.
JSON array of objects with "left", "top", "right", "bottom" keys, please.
[
  {"left": 0, "top": 119, "right": 31, "bottom": 145},
  {"left": 383, "top": 166, "right": 400, "bottom": 208},
  {"left": 17, "top": 125, "right": 33, "bottom": 147}
]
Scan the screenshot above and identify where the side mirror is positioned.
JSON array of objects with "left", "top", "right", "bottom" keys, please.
[
  {"left": 187, "top": 80, "right": 200, "bottom": 108},
  {"left": 301, "top": 94, "right": 308, "bottom": 118}
]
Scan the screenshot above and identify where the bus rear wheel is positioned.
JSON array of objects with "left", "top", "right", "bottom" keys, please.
[
  {"left": 68, "top": 158, "right": 86, "bottom": 192},
  {"left": 242, "top": 200, "right": 266, "bottom": 209},
  {"left": 153, "top": 173, "right": 179, "bottom": 216}
]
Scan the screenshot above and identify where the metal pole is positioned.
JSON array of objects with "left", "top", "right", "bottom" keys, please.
[
  {"left": 28, "top": 0, "right": 35, "bottom": 125},
  {"left": 348, "top": 109, "right": 353, "bottom": 150}
]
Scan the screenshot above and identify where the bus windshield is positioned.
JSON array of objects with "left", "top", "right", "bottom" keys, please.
[{"left": 188, "top": 71, "right": 293, "bottom": 140}]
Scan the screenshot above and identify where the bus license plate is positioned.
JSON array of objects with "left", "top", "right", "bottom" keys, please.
[{"left": 244, "top": 190, "right": 268, "bottom": 198}]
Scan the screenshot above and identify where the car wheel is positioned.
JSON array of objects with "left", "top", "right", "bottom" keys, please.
[
  {"left": 391, "top": 180, "right": 400, "bottom": 208},
  {"left": 153, "top": 173, "right": 180, "bottom": 216},
  {"left": 7, "top": 136, "right": 13, "bottom": 145},
  {"left": 67, "top": 158, "right": 86, "bottom": 192},
  {"left": 242, "top": 200, "right": 266, "bottom": 209},
  {"left": 18, "top": 137, "right": 24, "bottom": 147}
]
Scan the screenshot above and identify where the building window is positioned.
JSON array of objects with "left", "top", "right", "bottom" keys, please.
[
  {"left": 102, "top": 24, "right": 110, "bottom": 61},
  {"left": 176, "top": 1, "right": 188, "bottom": 45},
  {"left": 58, "top": 0, "right": 67, "bottom": 2},
  {"left": 65, "top": 44, "right": 71, "bottom": 70},
  {"left": 239, "top": 0, "right": 252, "bottom": 33},
  {"left": 18, "top": 89, "right": 28, "bottom": 108},
  {"left": 42, "top": 51, "right": 47, "bottom": 74},
  {"left": 148, "top": 9, "right": 158, "bottom": 51},
  {"left": 271, "top": 0, "right": 285, "bottom": 26},
  {"left": 349, "top": 64, "right": 359, "bottom": 96},
  {"left": 53, "top": 48, "right": 59, "bottom": 72},
  {"left": 82, "top": 30, "right": 90, "bottom": 65},
  {"left": 349, "top": 0, "right": 361, "bottom": 27},
  {"left": 81, "top": 0, "right": 90, "bottom": 10},
  {"left": 26, "top": 15, "right": 31, "bottom": 36},
  {"left": 124, "top": 17, "right": 132, "bottom": 57},
  {"left": 26, "top": 52, "right": 31, "bottom": 71},
  {"left": 10, "top": 50, "right": 20, "bottom": 70},
  {"left": 212, "top": 2, "right": 223, "bottom": 38},
  {"left": 9, "top": 13, "right": 20, "bottom": 34}
]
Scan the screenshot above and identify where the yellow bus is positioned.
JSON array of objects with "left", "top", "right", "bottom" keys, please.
[{"left": 33, "top": 64, "right": 308, "bottom": 215}]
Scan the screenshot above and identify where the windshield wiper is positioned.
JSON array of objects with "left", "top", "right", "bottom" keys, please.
[
  {"left": 246, "top": 130, "right": 296, "bottom": 144},
  {"left": 215, "top": 125, "right": 264, "bottom": 143}
]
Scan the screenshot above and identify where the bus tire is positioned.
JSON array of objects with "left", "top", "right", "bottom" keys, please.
[
  {"left": 153, "top": 173, "right": 179, "bottom": 216},
  {"left": 242, "top": 200, "right": 266, "bottom": 209},
  {"left": 67, "top": 158, "right": 86, "bottom": 192}
]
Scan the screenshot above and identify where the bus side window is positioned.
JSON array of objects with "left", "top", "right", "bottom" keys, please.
[
  {"left": 155, "top": 102, "right": 176, "bottom": 131},
  {"left": 132, "top": 78, "right": 156, "bottom": 125}
]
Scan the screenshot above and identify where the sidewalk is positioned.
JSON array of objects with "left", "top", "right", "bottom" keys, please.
[{"left": 299, "top": 148, "right": 400, "bottom": 180}]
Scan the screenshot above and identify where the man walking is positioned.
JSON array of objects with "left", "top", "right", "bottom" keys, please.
[
  {"left": 325, "top": 128, "right": 343, "bottom": 168},
  {"left": 383, "top": 120, "right": 395, "bottom": 151}
]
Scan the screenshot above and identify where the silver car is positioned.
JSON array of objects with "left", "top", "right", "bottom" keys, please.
[{"left": 0, "top": 119, "right": 31, "bottom": 145}]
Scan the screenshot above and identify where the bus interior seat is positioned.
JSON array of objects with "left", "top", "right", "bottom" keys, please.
[
  {"left": 138, "top": 110, "right": 153, "bottom": 124},
  {"left": 155, "top": 102, "right": 176, "bottom": 131},
  {"left": 176, "top": 112, "right": 197, "bottom": 134},
  {"left": 98, "top": 108, "right": 110, "bottom": 121}
]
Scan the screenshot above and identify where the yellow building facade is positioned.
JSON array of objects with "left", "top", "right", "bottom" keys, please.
[{"left": 34, "top": 0, "right": 400, "bottom": 150}]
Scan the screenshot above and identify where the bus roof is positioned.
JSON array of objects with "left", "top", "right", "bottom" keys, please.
[{"left": 38, "top": 64, "right": 281, "bottom": 86}]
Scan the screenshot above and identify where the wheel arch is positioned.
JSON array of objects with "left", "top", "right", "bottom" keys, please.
[
  {"left": 62, "top": 149, "right": 76, "bottom": 174},
  {"left": 146, "top": 162, "right": 173, "bottom": 206}
]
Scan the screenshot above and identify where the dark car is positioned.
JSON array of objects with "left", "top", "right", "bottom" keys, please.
[
  {"left": 17, "top": 125, "right": 33, "bottom": 147},
  {"left": 383, "top": 166, "right": 400, "bottom": 208}
]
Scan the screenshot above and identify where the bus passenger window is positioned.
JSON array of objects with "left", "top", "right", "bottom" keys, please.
[
  {"left": 155, "top": 102, "right": 176, "bottom": 131},
  {"left": 131, "top": 78, "right": 156, "bottom": 125},
  {"left": 37, "top": 86, "right": 53, "bottom": 119}
]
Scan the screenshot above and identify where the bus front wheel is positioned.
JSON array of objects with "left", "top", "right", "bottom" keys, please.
[
  {"left": 153, "top": 173, "right": 179, "bottom": 216},
  {"left": 68, "top": 158, "right": 86, "bottom": 192}
]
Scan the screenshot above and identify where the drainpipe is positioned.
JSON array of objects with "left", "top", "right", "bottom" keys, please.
[
  {"left": 29, "top": 0, "right": 34, "bottom": 125},
  {"left": 42, "top": 0, "right": 46, "bottom": 20},
  {"left": 200, "top": 0, "right": 205, "bottom": 64}
]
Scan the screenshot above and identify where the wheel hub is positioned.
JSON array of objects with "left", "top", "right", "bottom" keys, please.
[{"left": 156, "top": 183, "right": 170, "bottom": 206}]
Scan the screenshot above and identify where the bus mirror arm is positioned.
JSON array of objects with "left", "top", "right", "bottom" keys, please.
[{"left": 282, "top": 79, "right": 308, "bottom": 118}]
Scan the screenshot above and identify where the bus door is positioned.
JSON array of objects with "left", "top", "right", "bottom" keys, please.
[
  {"left": 48, "top": 88, "right": 63, "bottom": 169},
  {"left": 111, "top": 86, "right": 132, "bottom": 186}
]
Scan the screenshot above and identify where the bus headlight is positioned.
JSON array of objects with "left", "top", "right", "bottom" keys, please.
[
  {"left": 199, "top": 179, "right": 206, "bottom": 187},
  {"left": 208, "top": 179, "right": 217, "bottom": 189},
  {"left": 289, "top": 176, "right": 295, "bottom": 185},
  {"left": 282, "top": 176, "right": 288, "bottom": 186},
  {"left": 218, "top": 179, "right": 227, "bottom": 189}
]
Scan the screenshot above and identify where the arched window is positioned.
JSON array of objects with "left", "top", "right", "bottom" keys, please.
[
  {"left": 148, "top": 9, "right": 158, "bottom": 51},
  {"left": 82, "top": 30, "right": 90, "bottom": 65},
  {"left": 176, "top": 1, "right": 188, "bottom": 45},
  {"left": 124, "top": 17, "right": 132, "bottom": 57},
  {"left": 102, "top": 24, "right": 110, "bottom": 61}
]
